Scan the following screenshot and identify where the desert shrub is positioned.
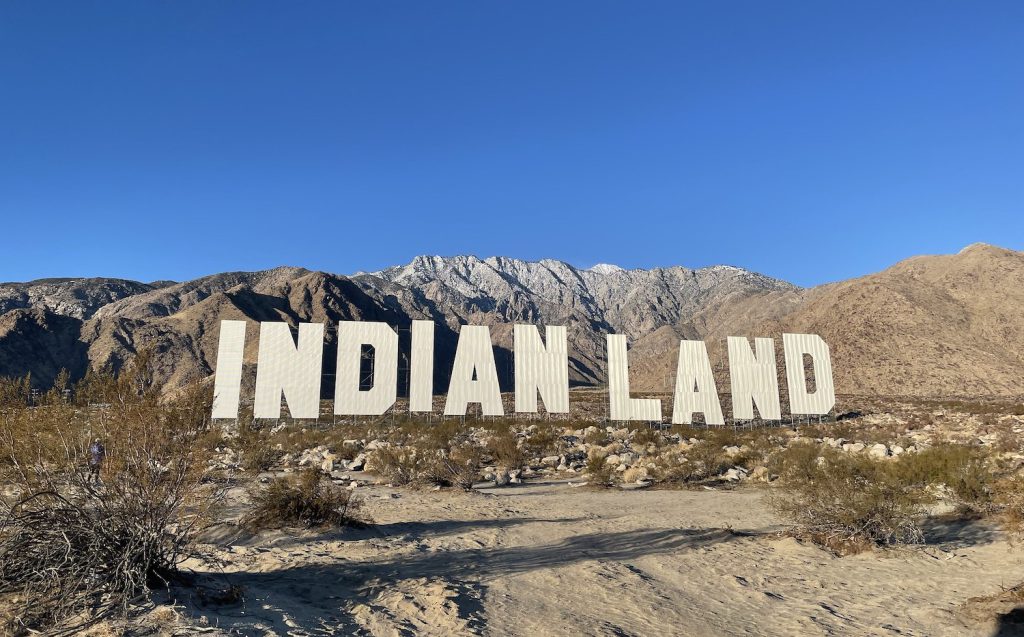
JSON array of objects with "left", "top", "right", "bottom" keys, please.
[
  {"left": 486, "top": 428, "right": 525, "bottom": 469},
  {"left": 243, "top": 469, "right": 363, "bottom": 531},
  {"left": 0, "top": 362, "right": 215, "bottom": 633},
  {"left": 654, "top": 441, "right": 730, "bottom": 485},
  {"left": 769, "top": 452, "right": 928, "bottom": 553},
  {"left": 584, "top": 427, "right": 609, "bottom": 446},
  {"left": 243, "top": 444, "right": 284, "bottom": 473},
  {"left": 370, "top": 446, "right": 422, "bottom": 486},
  {"left": 767, "top": 441, "right": 825, "bottom": 483},
  {"left": 585, "top": 453, "right": 615, "bottom": 486},
  {"left": 420, "top": 444, "right": 483, "bottom": 490},
  {"left": 895, "top": 443, "right": 995, "bottom": 512},
  {"left": 523, "top": 424, "right": 560, "bottom": 457},
  {"left": 629, "top": 424, "right": 663, "bottom": 448},
  {"left": 685, "top": 441, "right": 731, "bottom": 480},
  {"left": 993, "top": 475, "right": 1024, "bottom": 536}
]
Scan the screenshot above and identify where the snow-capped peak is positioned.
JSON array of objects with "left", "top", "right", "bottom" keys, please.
[{"left": 588, "top": 263, "right": 624, "bottom": 275}]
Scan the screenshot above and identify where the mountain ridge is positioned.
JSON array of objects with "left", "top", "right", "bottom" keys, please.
[{"left": 0, "top": 246, "right": 1020, "bottom": 400}]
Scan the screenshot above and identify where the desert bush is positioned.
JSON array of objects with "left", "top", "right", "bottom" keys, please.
[
  {"left": 421, "top": 444, "right": 483, "bottom": 490},
  {"left": 993, "top": 475, "right": 1024, "bottom": 537},
  {"left": 654, "top": 441, "right": 731, "bottom": 485},
  {"left": 523, "top": 424, "right": 560, "bottom": 457},
  {"left": 583, "top": 427, "right": 609, "bottom": 446},
  {"left": 486, "top": 427, "right": 525, "bottom": 469},
  {"left": 629, "top": 424, "right": 664, "bottom": 449},
  {"left": 769, "top": 451, "right": 928, "bottom": 554},
  {"left": 370, "top": 446, "right": 422, "bottom": 486},
  {"left": 767, "top": 441, "right": 825, "bottom": 483},
  {"left": 243, "top": 469, "right": 364, "bottom": 531},
  {"left": 0, "top": 360, "right": 215, "bottom": 633},
  {"left": 895, "top": 443, "right": 995, "bottom": 512},
  {"left": 235, "top": 425, "right": 284, "bottom": 473},
  {"left": 585, "top": 453, "right": 615, "bottom": 486}
]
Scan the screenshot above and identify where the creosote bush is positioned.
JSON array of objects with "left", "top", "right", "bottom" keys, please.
[
  {"left": 243, "top": 469, "right": 364, "bottom": 531},
  {"left": 768, "top": 448, "right": 929, "bottom": 554},
  {"left": 0, "top": 353, "right": 216, "bottom": 634}
]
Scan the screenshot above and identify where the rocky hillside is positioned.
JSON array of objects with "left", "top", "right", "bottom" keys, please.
[{"left": 0, "top": 245, "right": 1021, "bottom": 401}]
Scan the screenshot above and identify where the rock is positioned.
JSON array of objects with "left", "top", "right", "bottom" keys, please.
[
  {"left": 348, "top": 454, "right": 366, "bottom": 471},
  {"left": 605, "top": 454, "right": 621, "bottom": 465},
  {"left": 750, "top": 466, "right": 772, "bottom": 482},
  {"left": 364, "top": 440, "right": 385, "bottom": 451},
  {"left": 541, "top": 455, "right": 560, "bottom": 468},
  {"left": 868, "top": 443, "right": 889, "bottom": 459},
  {"left": 890, "top": 445, "right": 905, "bottom": 456},
  {"left": 723, "top": 446, "right": 741, "bottom": 457},
  {"left": 724, "top": 468, "right": 744, "bottom": 482},
  {"left": 842, "top": 442, "right": 866, "bottom": 453},
  {"left": 494, "top": 470, "right": 511, "bottom": 487}
]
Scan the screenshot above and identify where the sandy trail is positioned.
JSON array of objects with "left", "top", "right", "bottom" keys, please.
[{"left": 184, "top": 481, "right": 1024, "bottom": 636}]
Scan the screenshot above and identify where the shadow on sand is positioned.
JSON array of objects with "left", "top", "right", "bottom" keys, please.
[
  {"left": 921, "top": 515, "right": 1001, "bottom": 550},
  {"left": 993, "top": 607, "right": 1024, "bottom": 636},
  {"left": 189, "top": 523, "right": 748, "bottom": 634}
]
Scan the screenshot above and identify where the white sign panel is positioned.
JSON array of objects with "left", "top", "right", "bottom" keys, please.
[
  {"left": 211, "top": 320, "right": 247, "bottom": 420},
  {"left": 513, "top": 324, "right": 569, "bottom": 414},
  {"left": 211, "top": 319, "right": 836, "bottom": 423},
  {"left": 253, "top": 322, "right": 324, "bottom": 419},
  {"left": 606, "top": 334, "right": 661, "bottom": 421},
  {"left": 443, "top": 325, "right": 504, "bottom": 416},
  {"left": 334, "top": 321, "right": 398, "bottom": 416},
  {"left": 727, "top": 336, "right": 782, "bottom": 421},
  {"left": 671, "top": 339, "right": 725, "bottom": 426},
  {"left": 783, "top": 332, "right": 836, "bottom": 416}
]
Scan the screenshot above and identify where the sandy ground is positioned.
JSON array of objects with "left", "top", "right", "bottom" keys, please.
[{"left": 164, "top": 479, "right": 1024, "bottom": 637}]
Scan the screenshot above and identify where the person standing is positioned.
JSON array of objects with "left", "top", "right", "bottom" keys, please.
[{"left": 88, "top": 438, "right": 105, "bottom": 485}]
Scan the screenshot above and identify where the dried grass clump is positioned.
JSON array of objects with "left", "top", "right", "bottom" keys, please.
[
  {"left": 0, "top": 354, "right": 215, "bottom": 634},
  {"left": 243, "top": 469, "right": 364, "bottom": 531}
]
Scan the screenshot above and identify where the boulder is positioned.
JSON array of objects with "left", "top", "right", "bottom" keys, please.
[{"left": 868, "top": 443, "right": 889, "bottom": 459}]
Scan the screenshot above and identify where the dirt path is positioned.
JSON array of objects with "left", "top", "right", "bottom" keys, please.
[{"left": 181, "top": 482, "right": 1024, "bottom": 636}]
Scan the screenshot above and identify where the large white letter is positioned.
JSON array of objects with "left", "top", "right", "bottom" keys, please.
[
  {"left": 514, "top": 324, "right": 569, "bottom": 414},
  {"left": 671, "top": 340, "right": 725, "bottom": 425},
  {"left": 444, "top": 325, "right": 504, "bottom": 416},
  {"left": 607, "top": 334, "right": 661, "bottom": 421},
  {"left": 334, "top": 321, "right": 398, "bottom": 416},
  {"left": 211, "top": 320, "right": 247, "bottom": 419},
  {"left": 727, "top": 336, "right": 781, "bottom": 421},
  {"left": 783, "top": 333, "right": 836, "bottom": 416},
  {"left": 409, "top": 320, "right": 434, "bottom": 413},
  {"left": 253, "top": 322, "right": 324, "bottom": 419}
]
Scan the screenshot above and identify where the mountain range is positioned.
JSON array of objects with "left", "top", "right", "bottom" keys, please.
[{"left": 1, "top": 243, "right": 1021, "bottom": 402}]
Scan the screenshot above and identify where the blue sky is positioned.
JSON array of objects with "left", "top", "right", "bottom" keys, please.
[{"left": 1, "top": 2, "right": 1021, "bottom": 287}]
